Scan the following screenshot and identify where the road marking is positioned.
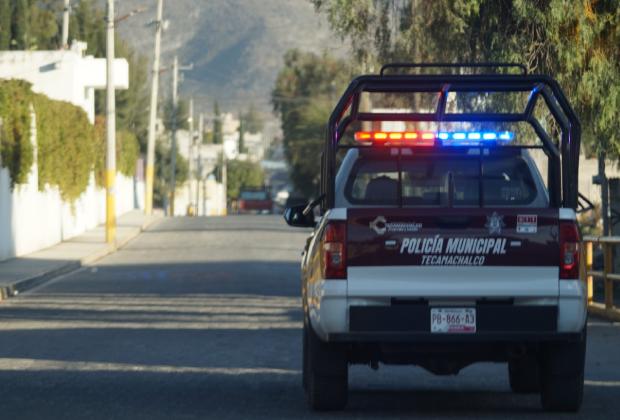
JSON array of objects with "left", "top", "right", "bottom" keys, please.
[
  {"left": 0, "top": 358, "right": 300, "bottom": 376},
  {"left": 585, "top": 380, "right": 620, "bottom": 387}
]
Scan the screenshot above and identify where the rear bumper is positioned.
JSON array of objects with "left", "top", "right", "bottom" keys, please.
[
  {"left": 308, "top": 279, "right": 587, "bottom": 340},
  {"left": 348, "top": 304, "right": 557, "bottom": 333},
  {"left": 327, "top": 331, "right": 583, "bottom": 343}
]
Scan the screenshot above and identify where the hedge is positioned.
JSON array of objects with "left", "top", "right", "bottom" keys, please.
[
  {"left": 0, "top": 79, "right": 34, "bottom": 186},
  {"left": 33, "top": 93, "right": 96, "bottom": 201},
  {"left": 93, "top": 116, "right": 140, "bottom": 187},
  {"left": 0, "top": 80, "right": 140, "bottom": 202}
]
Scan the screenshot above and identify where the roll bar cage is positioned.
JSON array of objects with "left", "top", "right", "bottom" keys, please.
[{"left": 321, "top": 64, "right": 581, "bottom": 210}]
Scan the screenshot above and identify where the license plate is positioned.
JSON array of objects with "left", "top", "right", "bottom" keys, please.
[{"left": 430, "top": 308, "right": 476, "bottom": 333}]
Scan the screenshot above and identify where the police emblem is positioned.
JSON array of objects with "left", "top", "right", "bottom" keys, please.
[
  {"left": 485, "top": 212, "right": 505, "bottom": 235},
  {"left": 369, "top": 216, "right": 387, "bottom": 235}
]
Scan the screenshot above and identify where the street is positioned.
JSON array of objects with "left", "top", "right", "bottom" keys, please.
[{"left": 0, "top": 215, "right": 618, "bottom": 419}]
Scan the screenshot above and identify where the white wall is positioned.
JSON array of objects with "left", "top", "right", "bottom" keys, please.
[
  {"left": 172, "top": 178, "right": 226, "bottom": 217},
  {"left": 0, "top": 43, "right": 128, "bottom": 123},
  {"left": 0, "top": 167, "right": 141, "bottom": 261}
]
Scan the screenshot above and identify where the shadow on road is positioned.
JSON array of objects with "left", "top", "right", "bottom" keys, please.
[{"left": 0, "top": 214, "right": 618, "bottom": 418}]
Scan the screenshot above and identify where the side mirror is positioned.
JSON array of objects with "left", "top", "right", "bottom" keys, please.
[{"left": 284, "top": 204, "right": 315, "bottom": 228}]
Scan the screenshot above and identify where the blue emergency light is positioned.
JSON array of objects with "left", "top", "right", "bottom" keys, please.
[{"left": 437, "top": 131, "right": 514, "bottom": 146}]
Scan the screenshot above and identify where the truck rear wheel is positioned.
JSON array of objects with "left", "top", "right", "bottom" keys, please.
[
  {"left": 304, "top": 321, "right": 348, "bottom": 411},
  {"left": 508, "top": 356, "right": 540, "bottom": 393},
  {"left": 539, "top": 329, "right": 586, "bottom": 412}
]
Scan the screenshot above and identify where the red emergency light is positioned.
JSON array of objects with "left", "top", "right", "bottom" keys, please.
[{"left": 354, "top": 131, "right": 436, "bottom": 146}]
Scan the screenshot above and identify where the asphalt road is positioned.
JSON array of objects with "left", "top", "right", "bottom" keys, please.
[{"left": 0, "top": 215, "right": 618, "bottom": 419}]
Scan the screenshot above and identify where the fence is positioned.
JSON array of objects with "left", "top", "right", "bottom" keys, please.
[{"left": 584, "top": 236, "right": 620, "bottom": 321}]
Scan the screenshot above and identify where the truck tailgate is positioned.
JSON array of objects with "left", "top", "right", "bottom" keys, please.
[{"left": 347, "top": 208, "right": 560, "bottom": 298}]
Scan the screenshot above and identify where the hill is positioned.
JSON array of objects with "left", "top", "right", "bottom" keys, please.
[{"left": 112, "top": 0, "right": 345, "bottom": 114}]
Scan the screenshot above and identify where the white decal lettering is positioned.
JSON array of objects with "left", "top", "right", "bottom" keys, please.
[
  {"left": 485, "top": 239, "right": 495, "bottom": 254},
  {"left": 446, "top": 238, "right": 459, "bottom": 253},
  {"left": 400, "top": 238, "right": 410, "bottom": 254},
  {"left": 433, "top": 236, "right": 444, "bottom": 253}
]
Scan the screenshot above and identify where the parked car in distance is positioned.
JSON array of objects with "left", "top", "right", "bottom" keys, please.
[{"left": 238, "top": 189, "right": 273, "bottom": 214}]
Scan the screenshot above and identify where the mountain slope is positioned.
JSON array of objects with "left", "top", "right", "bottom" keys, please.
[{"left": 112, "top": 0, "right": 344, "bottom": 113}]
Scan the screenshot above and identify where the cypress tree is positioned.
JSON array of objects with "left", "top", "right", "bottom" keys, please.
[
  {"left": 213, "top": 101, "right": 223, "bottom": 144},
  {"left": 11, "top": 0, "right": 30, "bottom": 49},
  {"left": 238, "top": 113, "right": 245, "bottom": 154},
  {"left": 0, "top": 0, "right": 10, "bottom": 49}
]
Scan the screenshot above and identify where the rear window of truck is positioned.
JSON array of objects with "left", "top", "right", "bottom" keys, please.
[
  {"left": 346, "top": 155, "right": 538, "bottom": 207},
  {"left": 240, "top": 191, "right": 268, "bottom": 200}
]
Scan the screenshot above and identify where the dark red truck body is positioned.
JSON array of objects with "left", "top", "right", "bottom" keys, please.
[{"left": 238, "top": 190, "right": 273, "bottom": 213}]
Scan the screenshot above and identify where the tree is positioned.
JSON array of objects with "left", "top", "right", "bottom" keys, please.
[
  {"left": 28, "top": 3, "right": 59, "bottom": 50},
  {"left": 70, "top": 0, "right": 105, "bottom": 56},
  {"left": 272, "top": 49, "right": 351, "bottom": 198},
  {"left": 153, "top": 139, "right": 189, "bottom": 207},
  {"left": 238, "top": 113, "right": 245, "bottom": 154},
  {"left": 163, "top": 98, "right": 190, "bottom": 131},
  {"left": 243, "top": 104, "right": 264, "bottom": 133},
  {"left": 312, "top": 0, "right": 620, "bottom": 158},
  {"left": 11, "top": 0, "right": 30, "bottom": 50},
  {"left": 212, "top": 101, "right": 223, "bottom": 144},
  {"left": 223, "top": 160, "right": 265, "bottom": 198},
  {"left": 116, "top": 47, "right": 149, "bottom": 152},
  {"left": 0, "top": 0, "right": 10, "bottom": 49}
]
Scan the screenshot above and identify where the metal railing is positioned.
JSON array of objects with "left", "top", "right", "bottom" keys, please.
[{"left": 584, "top": 236, "right": 620, "bottom": 321}]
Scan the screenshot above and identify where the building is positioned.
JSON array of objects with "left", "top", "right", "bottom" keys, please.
[{"left": 0, "top": 42, "right": 128, "bottom": 123}]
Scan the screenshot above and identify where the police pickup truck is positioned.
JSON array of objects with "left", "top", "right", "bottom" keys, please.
[{"left": 284, "top": 63, "right": 586, "bottom": 412}]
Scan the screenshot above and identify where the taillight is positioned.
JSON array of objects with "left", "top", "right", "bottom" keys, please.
[
  {"left": 559, "top": 221, "right": 580, "bottom": 279},
  {"left": 322, "top": 221, "right": 347, "bottom": 279}
]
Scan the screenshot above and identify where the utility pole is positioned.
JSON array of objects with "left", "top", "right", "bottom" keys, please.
[
  {"left": 222, "top": 154, "right": 227, "bottom": 216},
  {"left": 168, "top": 56, "right": 193, "bottom": 216},
  {"left": 196, "top": 112, "right": 203, "bottom": 214},
  {"left": 187, "top": 97, "right": 194, "bottom": 212},
  {"left": 105, "top": 0, "right": 116, "bottom": 244},
  {"left": 170, "top": 56, "right": 179, "bottom": 216},
  {"left": 145, "top": 0, "right": 164, "bottom": 216},
  {"left": 599, "top": 153, "right": 610, "bottom": 235},
  {"left": 62, "top": 0, "right": 70, "bottom": 49}
]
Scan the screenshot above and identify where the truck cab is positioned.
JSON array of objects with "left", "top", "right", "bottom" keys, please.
[{"left": 285, "top": 63, "right": 586, "bottom": 413}]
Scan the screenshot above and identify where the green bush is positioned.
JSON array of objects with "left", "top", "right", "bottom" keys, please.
[
  {"left": 0, "top": 79, "right": 34, "bottom": 187},
  {"left": 93, "top": 116, "right": 140, "bottom": 187},
  {"left": 1, "top": 81, "right": 140, "bottom": 202},
  {"left": 93, "top": 116, "right": 106, "bottom": 187},
  {"left": 153, "top": 138, "right": 189, "bottom": 208},
  {"left": 34, "top": 94, "right": 95, "bottom": 202},
  {"left": 224, "top": 159, "right": 265, "bottom": 199}
]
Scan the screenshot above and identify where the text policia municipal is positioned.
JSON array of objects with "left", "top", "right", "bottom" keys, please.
[{"left": 400, "top": 236, "right": 508, "bottom": 266}]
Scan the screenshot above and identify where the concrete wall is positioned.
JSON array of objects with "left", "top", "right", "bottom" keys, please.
[
  {"left": 173, "top": 178, "right": 226, "bottom": 217},
  {"left": 0, "top": 43, "right": 128, "bottom": 123},
  {"left": 0, "top": 166, "right": 142, "bottom": 261}
]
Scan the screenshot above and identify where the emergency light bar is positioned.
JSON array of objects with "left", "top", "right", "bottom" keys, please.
[{"left": 354, "top": 131, "right": 514, "bottom": 146}]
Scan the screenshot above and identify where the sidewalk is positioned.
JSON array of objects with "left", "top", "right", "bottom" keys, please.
[{"left": 0, "top": 210, "right": 162, "bottom": 300}]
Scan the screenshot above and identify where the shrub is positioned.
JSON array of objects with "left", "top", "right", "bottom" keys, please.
[
  {"left": 0, "top": 79, "right": 34, "bottom": 187},
  {"left": 33, "top": 93, "right": 95, "bottom": 201},
  {"left": 1, "top": 81, "right": 140, "bottom": 202},
  {"left": 93, "top": 116, "right": 140, "bottom": 187}
]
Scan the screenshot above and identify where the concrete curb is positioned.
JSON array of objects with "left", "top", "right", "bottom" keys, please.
[{"left": 0, "top": 214, "right": 163, "bottom": 300}]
